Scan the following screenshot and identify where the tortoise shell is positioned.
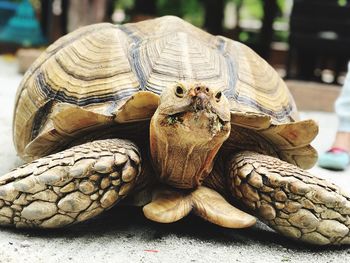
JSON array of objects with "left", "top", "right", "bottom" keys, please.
[{"left": 13, "top": 16, "right": 318, "bottom": 168}]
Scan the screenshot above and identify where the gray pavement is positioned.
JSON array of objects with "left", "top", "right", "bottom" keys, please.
[{"left": 0, "top": 57, "right": 350, "bottom": 263}]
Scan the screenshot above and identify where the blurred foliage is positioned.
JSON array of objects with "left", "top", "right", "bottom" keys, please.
[
  {"left": 233, "top": 0, "right": 286, "bottom": 21},
  {"left": 232, "top": 0, "right": 289, "bottom": 44},
  {"left": 157, "top": 0, "right": 204, "bottom": 27},
  {"left": 238, "top": 0, "right": 263, "bottom": 20},
  {"left": 115, "top": 0, "right": 134, "bottom": 10},
  {"left": 29, "top": 0, "right": 41, "bottom": 9},
  {"left": 274, "top": 30, "right": 288, "bottom": 42},
  {"left": 115, "top": 0, "right": 289, "bottom": 25},
  {"left": 115, "top": 0, "right": 204, "bottom": 26},
  {"left": 338, "top": 0, "right": 347, "bottom": 6},
  {"left": 114, "top": 0, "right": 291, "bottom": 43}
]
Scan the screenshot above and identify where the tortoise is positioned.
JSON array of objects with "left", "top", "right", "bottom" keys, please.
[{"left": 1, "top": 16, "right": 350, "bottom": 246}]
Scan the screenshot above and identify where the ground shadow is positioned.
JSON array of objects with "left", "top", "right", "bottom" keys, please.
[{"left": 2, "top": 206, "right": 349, "bottom": 253}]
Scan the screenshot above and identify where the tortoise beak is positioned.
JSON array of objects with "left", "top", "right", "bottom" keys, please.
[
  {"left": 188, "top": 86, "right": 230, "bottom": 123},
  {"left": 192, "top": 92, "right": 210, "bottom": 111},
  {"left": 190, "top": 86, "right": 212, "bottom": 111}
]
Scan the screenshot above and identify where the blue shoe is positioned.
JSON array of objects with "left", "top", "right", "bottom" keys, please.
[{"left": 318, "top": 147, "right": 350, "bottom": 171}]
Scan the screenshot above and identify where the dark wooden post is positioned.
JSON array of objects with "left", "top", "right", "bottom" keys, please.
[
  {"left": 131, "top": 0, "right": 157, "bottom": 22},
  {"left": 259, "top": 0, "right": 278, "bottom": 59},
  {"left": 203, "top": 0, "right": 224, "bottom": 35}
]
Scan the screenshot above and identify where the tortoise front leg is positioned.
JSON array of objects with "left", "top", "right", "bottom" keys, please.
[
  {"left": 0, "top": 139, "right": 142, "bottom": 228},
  {"left": 226, "top": 151, "right": 350, "bottom": 245}
]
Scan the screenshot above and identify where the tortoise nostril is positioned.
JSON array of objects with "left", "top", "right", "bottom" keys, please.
[{"left": 194, "top": 86, "right": 210, "bottom": 94}]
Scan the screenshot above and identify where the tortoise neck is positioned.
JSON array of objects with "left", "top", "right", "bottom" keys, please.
[{"left": 149, "top": 110, "right": 230, "bottom": 189}]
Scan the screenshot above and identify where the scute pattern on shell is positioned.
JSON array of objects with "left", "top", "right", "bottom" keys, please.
[{"left": 13, "top": 16, "right": 297, "bottom": 160}]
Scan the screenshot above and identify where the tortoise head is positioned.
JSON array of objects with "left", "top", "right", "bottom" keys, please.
[{"left": 150, "top": 81, "right": 231, "bottom": 189}]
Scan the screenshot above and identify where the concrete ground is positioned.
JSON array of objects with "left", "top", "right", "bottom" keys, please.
[{"left": 0, "top": 57, "right": 349, "bottom": 263}]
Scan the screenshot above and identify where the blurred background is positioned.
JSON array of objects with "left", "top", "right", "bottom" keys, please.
[
  {"left": 1, "top": 3, "right": 350, "bottom": 258},
  {"left": 1, "top": 0, "right": 350, "bottom": 110}
]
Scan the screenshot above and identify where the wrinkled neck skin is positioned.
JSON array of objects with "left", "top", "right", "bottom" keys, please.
[{"left": 150, "top": 108, "right": 231, "bottom": 189}]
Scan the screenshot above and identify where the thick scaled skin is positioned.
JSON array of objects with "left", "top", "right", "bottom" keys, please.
[
  {"left": 1, "top": 16, "right": 349, "bottom": 246},
  {"left": 0, "top": 139, "right": 141, "bottom": 228},
  {"left": 227, "top": 152, "right": 350, "bottom": 245}
]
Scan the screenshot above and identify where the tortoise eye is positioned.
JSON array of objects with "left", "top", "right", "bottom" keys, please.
[
  {"left": 175, "top": 85, "right": 185, "bottom": 98},
  {"left": 215, "top": 91, "right": 222, "bottom": 102}
]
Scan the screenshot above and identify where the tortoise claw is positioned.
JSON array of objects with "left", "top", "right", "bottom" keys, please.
[
  {"left": 143, "top": 187, "right": 192, "bottom": 223},
  {"left": 143, "top": 186, "right": 256, "bottom": 228},
  {"left": 0, "top": 139, "right": 141, "bottom": 228},
  {"left": 227, "top": 151, "right": 350, "bottom": 245}
]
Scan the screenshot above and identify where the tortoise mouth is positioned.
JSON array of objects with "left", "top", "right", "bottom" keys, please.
[
  {"left": 160, "top": 109, "right": 230, "bottom": 141},
  {"left": 163, "top": 110, "right": 228, "bottom": 133},
  {"left": 158, "top": 92, "right": 231, "bottom": 125},
  {"left": 164, "top": 109, "right": 228, "bottom": 127}
]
